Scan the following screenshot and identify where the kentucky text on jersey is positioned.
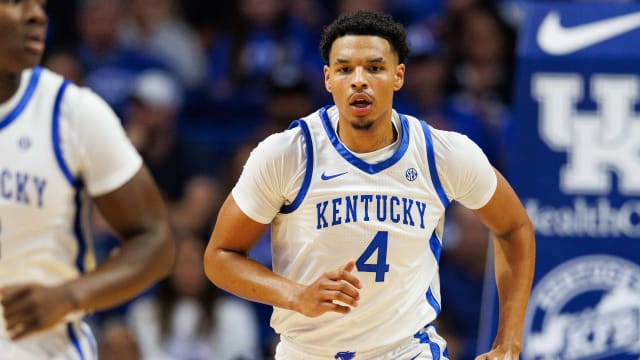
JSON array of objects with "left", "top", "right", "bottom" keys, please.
[
  {"left": 0, "top": 168, "right": 47, "bottom": 208},
  {"left": 316, "top": 194, "right": 428, "bottom": 229}
]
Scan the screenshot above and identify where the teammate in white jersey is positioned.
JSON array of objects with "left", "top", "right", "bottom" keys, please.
[
  {"left": 0, "top": 1, "right": 175, "bottom": 359},
  {"left": 204, "top": 10, "right": 535, "bottom": 360}
]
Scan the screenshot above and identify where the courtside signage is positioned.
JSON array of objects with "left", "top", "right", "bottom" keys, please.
[{"left": 478, "top": 3, "right": 640, "bottom": 359}]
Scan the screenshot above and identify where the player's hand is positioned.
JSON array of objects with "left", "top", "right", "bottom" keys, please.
[
  {"left": 475, "top": 345, "right": 520, "bottom": 360},
  {"left": 294, "top": 260, "right": 362, "bottom": 317},
  {"left": 0, "top": 283, "right": 76, "bottom": 340}
]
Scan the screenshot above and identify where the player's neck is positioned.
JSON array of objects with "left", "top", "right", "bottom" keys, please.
[
  {"left": 0, "top": 72, "right": 21, "bottom": 104},
  {"left": 337, "top": 117, "right": 397, "bottom": 154}
]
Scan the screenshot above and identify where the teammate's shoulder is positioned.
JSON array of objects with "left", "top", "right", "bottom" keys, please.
[{"left": 38, "top": 67, "right": 96, "bottom": 100}]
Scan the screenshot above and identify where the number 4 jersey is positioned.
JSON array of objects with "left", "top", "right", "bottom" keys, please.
[{"left": 232, "top": 105, "right": 497, "bottom": 355}]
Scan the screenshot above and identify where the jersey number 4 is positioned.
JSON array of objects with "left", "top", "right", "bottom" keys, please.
[{"left": 356, "top": 231, "right": 389, "bottom": 282}]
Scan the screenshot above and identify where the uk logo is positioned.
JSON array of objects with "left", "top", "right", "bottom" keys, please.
[
  {"left": 523, "top": 255, "right": 640, "bottom": 360},
  {"left": 533, "top": 73, "right": 640, "bottom": 195}
]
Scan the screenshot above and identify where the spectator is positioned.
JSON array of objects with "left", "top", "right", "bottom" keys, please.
[
  {"left": 124, "top": 70, "right": 210, "bottom": 201},
  {"left": 119, "top": 0, "right": 207, "bottom": 88},
  {"left": 439, "top": 203, "right": 491, "bottom": 360},
  {"left": 75, "top": 0, "right": 173, "bottom": 115},
  {"left": 126, "top": 230, "right": 261, "bottom": 360},
  {"left": 97, "top": 319, "right": 142, "bottom": 360}
]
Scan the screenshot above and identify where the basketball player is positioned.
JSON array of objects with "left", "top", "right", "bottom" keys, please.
[
  {"left": 204, "top": 10, "right": 535, "bottom": 360},
  {"left": 0, "top": 1, "right": 175, "bottom": 359}
]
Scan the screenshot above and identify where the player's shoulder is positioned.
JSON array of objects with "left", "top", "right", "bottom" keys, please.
[
  {"left": 250, "top": 118, "right": 310, "bottom": 165},
  {"left": 38, "top": 67, "right": 105, "bottom": 107},
  {"left": 399, "top": 111, "right": 475, "bottom": 151},
  {"left": 429, "top": 126, "right": 475, "bottom": 150},
  {"left": 262, "top": 109, "right": 322, "bottom": 148}
]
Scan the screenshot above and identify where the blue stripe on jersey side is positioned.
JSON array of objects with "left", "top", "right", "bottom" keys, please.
[
  {"left": 52, "top": 80, "right": 75, "bottom": 186},
  {"left": 429, "top": 232, "right": 442, "bottom": 262},
  {"left": 281, "top": 119, "right": 313, "bottom": 214},
  {"left": 0, "top": 66, "right": 42, "bottom": 131},
  {"left": 66, "top": 322, "right": 86, "bottom": 360},
  {"left": 319, "top": 106, "right": 410, "bottom": 174},
  {"left": 74, "top": 182, "right": 88, "bottom": 273},
  {"left": 414, "top": 325, "right": 441, "bottom": 360},
  {"left": 426, "top": 325, "right": 442, "bottom": 360},
  {"left": 426, "top": 287, "right": 441, "bottom": 316},
  {"left": 419, "top": 121, "right": 449, "bottom": 209}
]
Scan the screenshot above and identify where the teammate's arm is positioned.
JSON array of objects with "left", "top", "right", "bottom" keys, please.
[
  {"left": 473, "top": 168, "right": 536, "bottom": 359},
  {"left": 70, "top": 165, "right": 175, "bottom": 310},
  {"left": 1, "top": 166, "right": 175, "bottom": 340},
  {"left": 203, "top": 194, "right": 361, "bottom": 317}
]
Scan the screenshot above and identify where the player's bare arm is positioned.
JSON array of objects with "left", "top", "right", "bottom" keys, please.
[
  {"left": 473, "top": 169, "right": 536, "bottom": 359},
  {"left": 1, "top": 166, "right": 175, "bottom": 340},
  {"left": 204, "top": 194, "right": 361, "bottom": 317}
]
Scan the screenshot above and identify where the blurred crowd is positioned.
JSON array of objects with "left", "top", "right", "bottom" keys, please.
[{"left": 41, "top": 0, "right": 532, "bottom": 359}]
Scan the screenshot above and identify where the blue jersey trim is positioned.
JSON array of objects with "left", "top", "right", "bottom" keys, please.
[
  {"left": 73, "top": 182, "right": 88, "bottom": 273},
  {"left": 426, "top": 287, "right": 441, "bottom": 316},
  {"left": 280, "top": 119, "right": 313, "bottom": 214},
  {"left": 0, "top": 66, "right": 42, "bottom": 131},
  {"left": 52, "top": 80, "right": 75, "bottom": 186},
  {"left": 414, "top": 324, "right": 442, "bottom": 360},
  {"left": 66, "top": 322, "right": 86, "bottom": 360},
  {"left": 52, "top": 80, "right": 88, "bottom": 274},
  {"left": 426, "top": 325, "right": 442, "bottom": 360},
  {"left": 429, "top": 232, "right": 442, "bottom": 263},
  {"left": 319, "top": 106, "right": 410, "bottom": 174},
  {"left": 420, "top": 121, "right": 449, "bottom": 209}
]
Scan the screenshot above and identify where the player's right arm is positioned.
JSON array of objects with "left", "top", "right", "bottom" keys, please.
[
  {"left": 203, "top": 130, "right": 361, "bottom": 317},
  {"left": 204, "top": 195, "right": 360, "bottom": 317}
]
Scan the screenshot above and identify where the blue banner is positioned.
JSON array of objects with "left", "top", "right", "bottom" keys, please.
[{"left": 478, "top": 3, "right": 640, "bottom": 359}]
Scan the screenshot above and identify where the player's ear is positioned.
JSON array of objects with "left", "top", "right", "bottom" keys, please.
[
  {"left": 393, "top": 63, "right": 405, "bottom": 91},
  {"left": 324, "top": 65, "right": 332, "bottom": 93}
]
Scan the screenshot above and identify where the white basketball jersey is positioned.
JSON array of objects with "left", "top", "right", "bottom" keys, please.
[
  {"left": 0, "top": 65, "right": 142, "bottom": 286},
  {"left": 270, "top": 107, "right": 450, "bottom": 355},
  {"left": 0, "top": 67, "right": 141, "bottom": 355},
  {"left": 0, "top": 67, "right": 94, "bottom": 287}
]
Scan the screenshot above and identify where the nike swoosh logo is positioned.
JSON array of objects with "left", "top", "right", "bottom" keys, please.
[
  {"left": 410, "top": 351, "right": 423, "bottom": 360},
  {"left": 320, "top": 171, "right": 348, "bottom": 181},
  {"left": 538, "top": 10, "right": 640, "bottom": 55}
]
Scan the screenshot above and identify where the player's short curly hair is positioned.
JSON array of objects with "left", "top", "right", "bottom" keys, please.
[{"left": 319, "top": 10, "right": 410, "bottom": 65}]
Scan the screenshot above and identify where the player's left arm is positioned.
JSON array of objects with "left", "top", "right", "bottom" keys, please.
[{"left": 473, "top": 168, "right": 536, "bottom": 360}]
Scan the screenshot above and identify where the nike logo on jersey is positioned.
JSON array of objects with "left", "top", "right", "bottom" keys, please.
[
  {"left": 538, "top": 10, "right": 640, "bottom": 55},
  {"left": 321, "top": 171, "right": 348, "bottom": 181},
  {"left": 410, "top": 352, "right": 423, "bottom": 360}
]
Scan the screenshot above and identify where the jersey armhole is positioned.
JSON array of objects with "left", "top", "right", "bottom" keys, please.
[
  {"left": 280, "top": 119, "right": 314, "bottom": 214},
  {"left": 420, "top": 120, "right": 450, "bottom": 209},
  {"left": 52, "top": 79, "right": 78, "bottom": 187}
]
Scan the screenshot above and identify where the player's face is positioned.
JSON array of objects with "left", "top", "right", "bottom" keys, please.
[
  {"left": 0, "top": 0, "right": 48, "bottom": 74},
  {"left": 324, "top": 35, "right": 405, "bottom": 130}
]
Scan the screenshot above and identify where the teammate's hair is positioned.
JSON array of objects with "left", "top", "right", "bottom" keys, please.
[{"left": 319, "top": 10, "right": 410, "bottom": 65}]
